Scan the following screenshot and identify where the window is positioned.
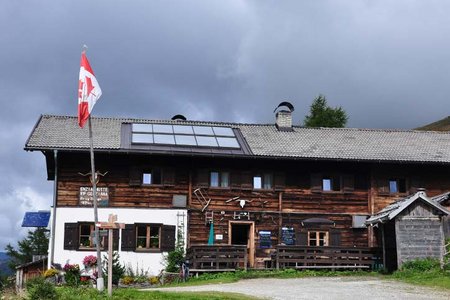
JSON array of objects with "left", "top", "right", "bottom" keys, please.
[
  {"left": 79, "top": 223, "right": 104, "bottom": 249},
  {"left": 389, "top": 178, "right": 406, "bottom": 194},
  {"left": 322, "top": 175, "right": 341, "bottom": 191},
  {"left": 253, "top": 173, "right": 273, "bottom": 189},
  {"left": 210, "top": 171, "right": 230, "bottom": 188},
  {"left": 142, "top": 169, "right": 162, "bottom": 185},
  {"left": 308, "top": 231, "right": 329, "bottom": 246},
  {"left": 136, "top": 224, "right": 161, "bottom": 250}
]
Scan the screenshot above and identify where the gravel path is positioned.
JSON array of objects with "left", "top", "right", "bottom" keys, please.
[{"left": 147, "top": 277, "right": 450, "bottom": 300}]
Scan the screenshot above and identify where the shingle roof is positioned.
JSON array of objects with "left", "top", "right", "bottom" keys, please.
[
  {"left": 365, "top": 191, "right": 449, "bottom": 225},
  {"left": 25, "top": 114, "right": 450, "bottom": 164}
]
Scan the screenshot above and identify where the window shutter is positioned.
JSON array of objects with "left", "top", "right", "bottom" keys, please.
[
  {"left": 129, "top": 166, "right": 141, "bottom": 186},
  {"left": 274, "top": 172, "right": 286, "bottom": 191},
  {"left": 296, "top": 231, "right": 308, "bottom": 246},
  {"left": 377, "top": 179, "right": 389, "bottom": 195},
  {"left": 163, "top": 168, "right": 175, "bottom": 186},
  {"left": 230, "top": 171, "right": 241, "bottom": 189},
  {"left": 241, "top": 171, "right": 253, "bottom": 190},
  {"left": 311, "top": 173, "right": 322, "bottom": 193},
  {"left": 64, "top": 223, "right": 78, "bottom": 250},
  {"left": 121, "top": 224, "right": 136, "bottom": 251},
  {"left": 329, "top": 231, "right": 341, "bottom": 246},
  {"left": 195, "top": 169, "right": 209, "bottom": 188},
  {"left": 343, "top": 174, "right": 354, "bottom": 193},
  {"left": 161, "top": 225, "right": 176, "bottom": 252}
]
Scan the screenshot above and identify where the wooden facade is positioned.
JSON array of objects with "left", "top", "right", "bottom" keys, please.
[{"left": 47, "top": 150, "right": 450, "bottom": 269}]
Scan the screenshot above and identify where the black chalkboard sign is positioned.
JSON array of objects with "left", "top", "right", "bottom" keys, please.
[
  {"left": 281, "top": 227, "right": 295, "bottom": 245},
  {"left": 259, "top": 231, "right": 272, "bottom": 248}
]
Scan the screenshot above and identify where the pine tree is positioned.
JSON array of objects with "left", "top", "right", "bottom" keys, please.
[{"left": 304, "top": 95, "right": 348, "bottom": 128}]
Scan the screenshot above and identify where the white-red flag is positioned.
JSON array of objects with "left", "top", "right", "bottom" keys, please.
[{"left": 78, "top": 51, "right": 102, "bottom": 128}]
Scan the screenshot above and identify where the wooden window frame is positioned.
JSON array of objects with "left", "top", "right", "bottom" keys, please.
[
  {"left": 135, "top": 224, "right": 161, "bottom": 252},
  {"left": 78, "top": 223, "right": 105, "bottom": 250},
  {"left": 209, "top": 171, "right": 230, "bottom": 188},
  {"left": 322, "top": 175, "right": 341, "bottom": 192},
  {"left": 388, "top": 178, "right": 407, "bottom": 194},
  {"left": 307, "top": 231, "right": 329, "bottom": 246},
  {"left": 253, "top": 173, "right": 273, "bottom": 190},
  {"left": 142, "top": 168, "right": 162, "bottom": 185}
]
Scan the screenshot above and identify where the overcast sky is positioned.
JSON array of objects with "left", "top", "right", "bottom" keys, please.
[{"left": 1, "top": 0, "right": 450, "bottom": 251}]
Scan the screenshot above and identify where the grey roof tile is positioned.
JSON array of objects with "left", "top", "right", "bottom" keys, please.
[{"left": 25, "top": 115, "right": 450, "bottom": 164}]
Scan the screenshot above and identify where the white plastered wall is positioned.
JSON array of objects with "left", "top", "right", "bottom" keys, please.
[{"left": 52, "top": 207, "right": 187, "bottom": 275}]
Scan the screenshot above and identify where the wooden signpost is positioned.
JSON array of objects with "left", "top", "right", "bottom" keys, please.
[{"left": 96, "top": 214, "right": 125, "bottom": 297}]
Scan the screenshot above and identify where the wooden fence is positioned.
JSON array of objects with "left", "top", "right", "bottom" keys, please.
[
  {"left": 275, "top": 246, "right": 381, "bottom": 270},
  {"left": 186, "top": 245, "right": 248, "bottom": 272}
]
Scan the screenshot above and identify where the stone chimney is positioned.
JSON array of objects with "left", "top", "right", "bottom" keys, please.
[{"left": 274, "top": 101, "right": 294, "bottom": 131}]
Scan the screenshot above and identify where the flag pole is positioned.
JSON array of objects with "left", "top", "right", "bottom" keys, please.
[{"left": 88, "top": 115, "right": 104, "bottom": 291}]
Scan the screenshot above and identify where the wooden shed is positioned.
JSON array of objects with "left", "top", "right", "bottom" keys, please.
[
  {"left": 366, "top": 190, "right": 449, "bottom": 271},
  {"left": 15, "top": 256, "right": 47, "bottom": 291}
]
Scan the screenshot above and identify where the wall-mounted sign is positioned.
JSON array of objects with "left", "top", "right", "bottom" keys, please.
[
  {"left": 79, "top": 187, "right": 109, "bottom": 207},
  {"left": 259, "top": 230, "right": 272, "bottom": 248},
  {"left": 281, "top": 227, "right": 295, "bottom": 245},
  {"left": 215, "top": 234, "right": 223, "bottom": 240}
]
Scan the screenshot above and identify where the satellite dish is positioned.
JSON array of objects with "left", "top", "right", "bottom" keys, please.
[
  {"left": 171, "top": 114, "right": 187, "bottom": 121},
  {"left": 273, "top": 101, "right": 294, "bottom": 113}
]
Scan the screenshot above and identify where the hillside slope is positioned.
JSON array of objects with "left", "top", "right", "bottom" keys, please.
[{"left": 416, "top": 116, "right": 450, "bottom": 131}]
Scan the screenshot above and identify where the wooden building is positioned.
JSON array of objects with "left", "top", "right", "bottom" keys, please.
[
  {"left": 25, "top": 105, "right": 450, "bottom": 272},
  {"left": 366, "top": 190, "right": 449, "bottom": 271}
]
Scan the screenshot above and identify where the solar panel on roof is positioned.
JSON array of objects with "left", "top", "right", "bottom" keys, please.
[
  {"left": 22, "top": 211, "right": 51, "bottom": 227},
  {"left": 131, "top": 124, "right": 241, "bottom": 149}
]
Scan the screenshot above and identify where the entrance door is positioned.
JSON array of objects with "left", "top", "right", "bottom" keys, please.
[{"left": 229, "top": 221, "right": 255, "bottom": 267}]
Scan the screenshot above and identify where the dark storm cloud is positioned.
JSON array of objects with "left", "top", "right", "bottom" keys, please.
[{"left": 1, "top": 0, "right": 450, "bottom": 249}]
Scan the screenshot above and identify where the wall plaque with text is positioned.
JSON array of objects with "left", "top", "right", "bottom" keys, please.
[{"left": 79, "top": 187, "right": 109, "bottom": 207}]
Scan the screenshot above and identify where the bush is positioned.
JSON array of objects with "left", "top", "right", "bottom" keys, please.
[
  {"left": 400, "top": 258, "right": 441, "bottom": 272},
  {"left": 26, "top": 276, "right": 57, "bottom": 300},
  {"left": 63, "top": 263, "right": 80, "bottom": 286},
  {"left": 121, "top": 275, "right": 134, "bottom": 285},
  {"left": 165, "top": 248, "right": 185, "bottom": 272},
  {"left": 103, "top": 251, "right": 125, "bottom": 285},
  {"left": 149, "top": 276, "right": 159, "bottom": 285},
  {"left": 43, "top": 268, "right": 59, "bottom": 278}
]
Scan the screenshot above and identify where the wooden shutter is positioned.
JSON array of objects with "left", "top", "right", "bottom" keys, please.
[
  {"left": 129, "top": 166, "right": 141, "bottom": 186},
  {"left": 64, "top": 223, "right": 79, "bottom": 250},
  {"left": 377, "top": 179, "right": 389, "bottom": 195},
  {"left": 163, "top": 168, "right": 175, "bottom": 186},
  {"left": 296, "top": 231, "right": 308, "bottom": 246},
  {"left": 160, "top": 225, "right": 176, "bottom": 252},
  {"left": 329, "top": 231, "right": 341, "bottom": 246},
  {"left": 241, "top": 171, "right": 253, "bottom": 190},
  {"left": 195, "top": 169, "right": 209, "bottom": 188},
  {"left": 230, "top": 171, "right": 241, "bottom": 189},
  {"left": 274, "top": 172, "right": 286, "bottom": 191},
  {"left": 121, "top": 224, "right": 136, "bottom": 251},
  {"left": 342, "top": 174, "right": 354, "bottom": 193},
  {"left": 310, "top": 173, "right": 322, "bottom": 193}
]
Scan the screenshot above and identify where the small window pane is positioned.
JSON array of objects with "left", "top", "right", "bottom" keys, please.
[
  {"left": 221, "top": 172, "right": 230, "bottom": 187},
  {"left": 253, "top": 176, "right": 262, "bottom": 189},
  {"left": 132, "top": 124, "right": 153, "bottom": 133},
  {"left": 175, "top": 135, "right": 197, "bottom": 146},
  {"left": 132, "top": 133, "right": 154, "bottom": 143},
  {"left": 173, "top": 125, "right": 194, "bottom": 134},
  {"left": 323, "top": 178, "right": 332, "bottom": 191},
  {"left": 150, "top": 227, "right": 159, "bottom": 248},
  {"left": 137, "top": 225, "right": 147, "bottom": 236},
  {"left": 217, "top": 137, "right": 240, "bottom": 148},
  {"left": 153, "top": 124, "right": 173, "bottom": 133},
  {"left": 196, "top": 136, "right": 218, "bottom": 147},
  {"left": 143, "top": 173, "right": 152, "bottom": 184},
  {"left": 154, "top": 134, "right": 176, "bottom": 145},
  {"left": 80, "top": 224, "right": 91, "bottom": 235},
  {"left": 210, "top": 172, "right": 219, "bottom": 187},
  {"left": 212, "top": 127, "right": 235, "bottom": 137},
  {"left": 389, "top": 180, "right": 398, "bottom": 193},
  {"left": 193, "top": 126, "right": 214, "bottom": 135}
]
